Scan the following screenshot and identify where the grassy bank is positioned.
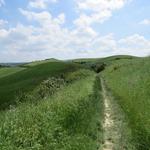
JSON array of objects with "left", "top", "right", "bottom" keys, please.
[
  {"left": 102, "top": 57, "right": 150, "bottom": 149},
  {"left": 0, "top": 67, "right": 24, "bottom": 78},
  {"left": 0, "top": 74, "right": 103, "bottom": 150},
  {"left": 0, "top": 62, "right": 78, "bottom": 109}
]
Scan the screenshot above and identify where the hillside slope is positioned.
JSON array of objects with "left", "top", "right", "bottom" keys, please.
[
  {"left": 0, "top": 67, "right": 24, "bottom": 78},
  {"left": 102, "top": 57, "right": 150, "bottom": 150},
  {"left": 0, "top": 73, "right": 103, "bottom": 150},
  {"left": 0, "top": 61, "right": 78, "bottom": 109}
]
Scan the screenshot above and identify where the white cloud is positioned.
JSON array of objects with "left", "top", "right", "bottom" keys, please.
[
  {"left": 118, "top": 34, "right": 150, "bottom": 55},
  {"left": 119, "top": 34, "right": 149, "bottom": 46},
  {"left": 139, "top": 19, "right": 150, "bottom": 25},
  {"left": 0, "top": 18, "right": 150, "bottom": 62},
  {"left": 28, "top": 0, "right": 57, "bottom": 9},
  {"left": 74, "top": 0, "right": 130, "bottom": 28},
  {"left": 0, "top": 0, "right": 5, "bottom": 7},
  {"left": 0, "top": 10, "right": 72, "bottom": 62},
  {"left": 77, "top": 0, "right": 127, "bottom": 12},
  {"left": 0, "top": 4, "right": 150, "bottom": 62},
  {"left": 19, "top": 9, "right": 65, "bottom": 26},
  {"left": 0, "top": 19, "right": 8, "bottom": 27}
]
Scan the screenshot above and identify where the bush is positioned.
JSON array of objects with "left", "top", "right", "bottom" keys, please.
[
  {"left": 36, "top": 77, "right": 65, "bottom": 99},
  {"left": 15, "top": 70, "right": 92, "bottom": 104},
  {"left": 91, "top": 63, "right": 106, "bottom": 73}
]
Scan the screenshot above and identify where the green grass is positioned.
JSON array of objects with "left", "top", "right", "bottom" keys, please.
[
  {"left": 72, "top": 55, "right": 137, "bottom": 72},
  {"left": 102, "top": 57, "right": 150, "bottom": 150},
  {"left": 1, "top": 55, "right": 149, "bottom": 149},
  {"left": 72, "top": 55, "right": 136, "bottom": 64},
  {"left": 0, "top": 61, "right": 78, "bottom": 109},
  {"left": 0, "top": 67, "right": 24, "bottom": 78},
  {"left": 0, "top": 74, "right": 103, "bottom": 150},
  {"left": 24, "top": 58, "right": 60, "bottom": 67}
]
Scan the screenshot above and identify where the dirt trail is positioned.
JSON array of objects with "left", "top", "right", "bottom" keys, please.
[{"left": 100, "top": 78, "right": 134, "bottom": 150}]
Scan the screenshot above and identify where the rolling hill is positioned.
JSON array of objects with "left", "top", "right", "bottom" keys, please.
[
  {"left": 0, "top": 55, "right": 149, "bottom": 150},
  {"left": 0, "top": 61, "right": 78, "bottom": 109}
]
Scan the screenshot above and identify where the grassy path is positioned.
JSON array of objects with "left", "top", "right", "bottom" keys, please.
[{"left": 101, "top": 78, "right": 135, "bottom": 150}]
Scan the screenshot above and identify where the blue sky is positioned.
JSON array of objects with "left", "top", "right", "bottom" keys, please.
[{"left": 0, "top": 0, "right": 150, "bottom": 62}]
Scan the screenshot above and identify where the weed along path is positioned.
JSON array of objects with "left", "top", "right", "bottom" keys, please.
[{"left": 100, "top": 78, "right": 135, "bottom": 150}]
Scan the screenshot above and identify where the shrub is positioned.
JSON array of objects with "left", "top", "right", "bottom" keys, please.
[
  {"left": 36, "top": 77, "right": 65, "bottom": 99},
  {"left": 91, "top": 63, "right": 106, "bottom": 73},
  {"left": 14, "top": 70, "right": 93, "bottom": 105}
]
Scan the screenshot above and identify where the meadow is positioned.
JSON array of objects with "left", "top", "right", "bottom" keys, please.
[
  {"left": 0, "top": 61, "right": 78, "bottom": 109},
  {"left": 0, "top": 69, "right": 103, "bottom": 150},
  {"left": 0, "top": 67, "right": 24, "bottom": 78},
  {"left": 102, "top": 57, "right": 150, "bottom": 149},
  {"left": 0, "top": 56, "right": 150, "bottom": 150}
]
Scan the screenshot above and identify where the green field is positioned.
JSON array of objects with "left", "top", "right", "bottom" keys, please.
[
  {"left": 0, "top": 56, "right": 150, "bottom": 150},
  {"left": 0, "top": 61, "right": 78, "bottom": 109},
  {"left": 0, "top": 69, "right": 103, "bottom": 150},
  {"left": 0, "top": 67, "right": 25, "bottom": 78},
  {"left": 102, "top": 57, "right": 150, "bottom": 149},
  {"left": 24, "top": 58, "right": 60, "bottom": 67}
]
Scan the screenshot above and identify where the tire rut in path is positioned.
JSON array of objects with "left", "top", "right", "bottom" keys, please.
[{"left": 100, "top": 78, "right": 133, "bottom": 150}]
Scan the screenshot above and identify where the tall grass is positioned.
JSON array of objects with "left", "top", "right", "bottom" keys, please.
[
  {"left": 0, "top": 74, "right": 103, "bottom": 150},
  {"left": 14, "top": 69, "right": 94, "bottom": 104},
  {"left": 102, "top": 57, "right": 150, "bottom": 149}
]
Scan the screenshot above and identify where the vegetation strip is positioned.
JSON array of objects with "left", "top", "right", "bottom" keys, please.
[{"left": 102, "top": 57, "right": 150, "bottom": 149}]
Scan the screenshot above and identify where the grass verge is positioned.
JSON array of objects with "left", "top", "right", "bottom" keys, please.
[{"left": 102, "top": 57, "right": 150, "bottom": 150}]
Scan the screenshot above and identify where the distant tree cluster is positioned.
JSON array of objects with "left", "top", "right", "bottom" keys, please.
[{"left": 91, "top": 63, "right": 106, "bottom": 73}]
